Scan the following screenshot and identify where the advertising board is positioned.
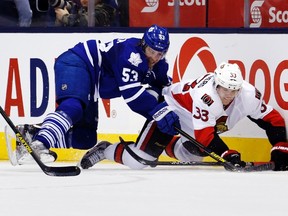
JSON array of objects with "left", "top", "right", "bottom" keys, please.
[{"left": 0, "top": 32, "right": 287, "bottom": 138}]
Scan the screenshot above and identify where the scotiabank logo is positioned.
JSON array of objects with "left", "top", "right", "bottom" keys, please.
[
  {"left": 269, "top": 7, "right": 288, "bottom": 24},
  {"left": 141, "top": 0, "right": 205, "bottom": 13},
  {"left": 167, "top": 0, "right": 205, "bottom": 6},
  {"left": 250, "top": 0, "right": 264, "bottom": 28},
  {"left": 141, "top": 0, "right": 159, "bottom": 13},
  {"left": 173, "top": 37, "right": 288, "bottom": 110}
]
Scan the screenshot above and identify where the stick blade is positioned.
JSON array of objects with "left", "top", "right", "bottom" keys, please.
[
  {"left": 4, "top": 125, "right": 18, "bottom": 166},
  {"left": 242, "top": 162, "right": 275, "bottom": 172},
  {"left": 42, "top": 165, "right": 81, "bottom": 177}
]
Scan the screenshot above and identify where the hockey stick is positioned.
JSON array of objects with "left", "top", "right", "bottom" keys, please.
[
  {"left": 4, "top": 125, "right": 18, "bottom": 166},
  {"left": 120, "top": 137, "right": 222, "bottom": 167},
  {"left": 122, "top": 137, "right": 273, "bottom": 171},
  {"left": 0, "top": 106, "right": 81, "bottom": 177},
  {"left": 155, "top": 161, "right": 273, "bottom": 171},
  {"left": 174, "top": 127, "right": 275, "bottom": 172},
  {"left": 156, "top": 161, "right": 222, "bottom": 166}
]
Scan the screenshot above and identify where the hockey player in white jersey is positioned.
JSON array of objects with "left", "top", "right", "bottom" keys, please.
[
  {"left": 82, "top": 62, "right": 288, "bottom": 171},
  {"left": 13, "top": 24, "right": 180, "bottom": 165}
]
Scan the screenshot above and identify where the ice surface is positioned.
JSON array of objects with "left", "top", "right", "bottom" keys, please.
[{"left": 0, "top": 161, "right": 287, "bottom": 216}]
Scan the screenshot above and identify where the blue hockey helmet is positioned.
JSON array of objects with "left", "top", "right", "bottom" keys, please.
[{"left": 142, "top": 24, "right": 170, "bottom": 53}]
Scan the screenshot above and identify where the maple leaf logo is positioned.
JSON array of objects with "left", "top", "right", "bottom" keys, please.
[{"left": 128, "top": 52, "right": 142, "bottom": 67}]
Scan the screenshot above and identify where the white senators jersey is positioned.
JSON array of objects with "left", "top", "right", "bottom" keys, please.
[{"left": 163, "top": 73, "right": 274, "bottom": 146}]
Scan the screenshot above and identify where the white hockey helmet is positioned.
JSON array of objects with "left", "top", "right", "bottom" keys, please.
[{"left": 214, "top": 62, "right": 243, "bottom": 90}]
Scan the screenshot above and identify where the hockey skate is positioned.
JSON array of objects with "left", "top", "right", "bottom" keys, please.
[
  {"left": 6, "top": 124, "right": 57, "bottom": 165},
  {"left": 79, "top": 141, "right": 111, "bottom": 169},
  {"left": 16, "top": 140, "right": 58, "bottom": 165}
]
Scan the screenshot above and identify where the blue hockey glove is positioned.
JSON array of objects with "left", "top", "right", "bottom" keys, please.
[{"left": 149, "top": 102, "right": 180, "bottom": 135}]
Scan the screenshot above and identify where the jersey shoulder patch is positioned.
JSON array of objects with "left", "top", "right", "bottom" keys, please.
[{"left": 255, "top": 88, "right": 262, "bottom": 100}]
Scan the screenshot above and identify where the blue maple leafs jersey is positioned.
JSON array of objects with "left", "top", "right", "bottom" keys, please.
[{"left": 70, "top": 38, "right": 171, "bottom": 120}]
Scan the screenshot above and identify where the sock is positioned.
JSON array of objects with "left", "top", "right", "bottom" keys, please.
[{"left": 35, "top": 111, "right": 72, "bottom": 148}]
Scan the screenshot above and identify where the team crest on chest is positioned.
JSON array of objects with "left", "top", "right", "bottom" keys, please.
[
  {"left": 128, "top": 52, "right": 142, "bottom": 67},
  {"left": 215, "top": 116, "right": 228, "bottom": 133}
]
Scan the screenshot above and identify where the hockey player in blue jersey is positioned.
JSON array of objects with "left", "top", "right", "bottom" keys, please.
[{"left": 14, "top": 24, "right": 180, "bottom": 165}]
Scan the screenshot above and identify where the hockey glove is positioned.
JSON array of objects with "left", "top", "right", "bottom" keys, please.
[
  {"left": 271, "top": 142, "right": 288, "bottom": 171},
  {"left": 149, "top": 102, "right": 180, "bottom": 135},
  {"left": 221, "top": 150, "right": 246, "bottom": 168}
]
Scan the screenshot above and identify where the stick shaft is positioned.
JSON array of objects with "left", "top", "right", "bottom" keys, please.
[
  {"left": 174, "top": 127, "right": 237, "bottom": 171},
  {"left": 174, "top": 127, "right": 275, "bottom": 171}
]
